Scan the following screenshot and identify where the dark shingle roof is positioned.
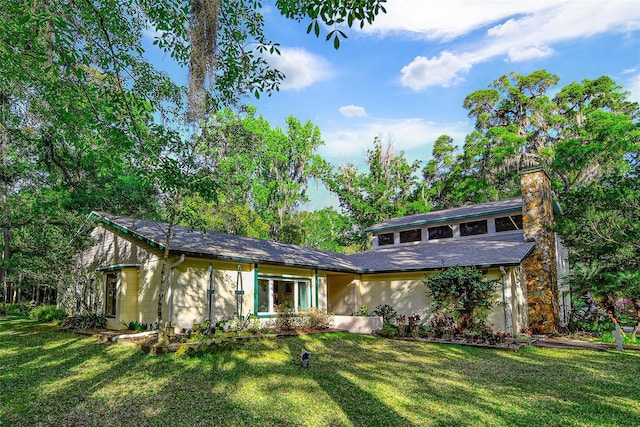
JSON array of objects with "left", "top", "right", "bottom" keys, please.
[
  {"left": 366, "top": 197, "right": 522, "bottom": 232},
  {"left": 90, "top": 211, "right": 534, "bottom": 274},
  {"left": 348, "top": 233, "right": 535, "bottom": 273},
  {"left": 92, "top": 212, "right": 362, "bottom": 273}
]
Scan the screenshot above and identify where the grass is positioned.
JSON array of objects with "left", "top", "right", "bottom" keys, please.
[
  {"left": 1, "top": 318, "right": 639, "bottom": 426},
  {"left": 593, "top": 330, "right": 640, "bottom": 346}
]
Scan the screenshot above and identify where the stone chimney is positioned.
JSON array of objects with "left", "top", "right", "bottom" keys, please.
[{"left": 521, "top": 168, "right": 560, "bottom": 335}]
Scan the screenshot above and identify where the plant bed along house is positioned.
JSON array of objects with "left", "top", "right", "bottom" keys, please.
[{"left": 96, "top": 310, "right": 340, "bottom": 356}]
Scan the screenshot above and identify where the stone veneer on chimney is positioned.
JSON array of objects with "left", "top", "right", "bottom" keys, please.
[{"left": 521, "top": 168, "right": 560, "bottom": 335}]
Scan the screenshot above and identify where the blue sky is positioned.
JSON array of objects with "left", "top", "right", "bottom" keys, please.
[{"left": 146, "top": 0, "right": 640, "bottom": 210}]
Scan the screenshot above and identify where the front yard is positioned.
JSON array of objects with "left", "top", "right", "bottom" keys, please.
[{"left": 1, "top": 317, "right": 639, "bottom": 426}]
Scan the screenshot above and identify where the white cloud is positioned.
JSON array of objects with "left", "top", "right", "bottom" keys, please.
[
  {"left": 362, "top": 0, "right": 554, "bottom": 40},
  {"left": 506, "top": 45, "right": 554, "bottom": 62},
  {"left": 320, "top": 118, "right": 471, "bottom": 163},
  {"left": 339, "top": 105, "right": 367, "bottom": 117},
  {"left": 626, "top": 73, "right": 640, "bottom": 103},
  {"left": 393, "top": 1, "right": 640, "bottom": 90},
  {"left": 265, "top": 47, "right": 334, "bottom": 90},
  {"left": 401, "top": 52, "right": 473, "bottom": 90}
]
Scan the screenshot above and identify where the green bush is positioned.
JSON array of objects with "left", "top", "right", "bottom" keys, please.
[
  {"left": 0, "top": 302, "right": 33, "bottom": 316},
  {"left": 376, "top": 324, "right": 398, "bottom": 338},
  {"left": 374, "top": 304, "right": 397, "bottom": 325},
  {"left": 356, "top": 305, "right": 372, "bottom": 316},
  {"left": 29, "top": 305, "right": 67, "bottom": 323},
  {"left": 121, "top": 320, "right": 148, "bottom": 332},
  {"left": 424, "top": 265, "right": 499, "bottom": 331},
  {"left": 63, "top": 313, "right": 107, "bottom": 330}
]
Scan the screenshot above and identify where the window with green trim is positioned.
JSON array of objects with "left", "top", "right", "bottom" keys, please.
[{"left": 257, "top": 277, "right": 311, "bottom": 315}]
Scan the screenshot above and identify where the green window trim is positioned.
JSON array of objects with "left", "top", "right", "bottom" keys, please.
[{"left": 256, "top": 273, "right": 313, "bottom": 315}]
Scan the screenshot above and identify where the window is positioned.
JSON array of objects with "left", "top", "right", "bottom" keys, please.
[
  {"left": 460, "top": 220, "right": 488, "bottom": 236},
  {"left": 105, "top": 273, "right": 117, "bottom": 316},
  {"left": 377, "top": 232, "right": 394, "bottom": 246},
  {"left": 399, "top": 228, "right": 422, "bottom": 243},
  {"left": 428, "top": 225, "right": 453, "bottom": 240},
  {"left": 258, "top": 277, "right": 312, "bottom": 314},
  {"left": 495, "top": 214, "right": 523, "bottom": 232}
]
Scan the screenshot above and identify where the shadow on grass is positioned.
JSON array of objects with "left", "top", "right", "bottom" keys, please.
[
  {"left": 281, "top": 334, "right": 415, "bottom": 426},
  {"left": 2, "top": 318, "right": 640, "bottom": 426}
]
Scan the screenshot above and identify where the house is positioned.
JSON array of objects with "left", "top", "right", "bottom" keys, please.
[{"left": 74, "top": 168, "right": 568, "bottom": 335}]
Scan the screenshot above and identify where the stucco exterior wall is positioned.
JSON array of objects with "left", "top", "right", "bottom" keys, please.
[
  {"left": 325, "top": 267, "right": 519, "bottom": 333},
  {"left": 170, "top": 259, "right": 254, "bottom": 330},
  {"left": 327, "top": 274, "right": 358, "bottom": 315},
  {"left": 359, "top": 272, "right": 431, "bottom": 319}
]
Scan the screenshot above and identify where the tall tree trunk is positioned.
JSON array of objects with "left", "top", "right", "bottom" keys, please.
[
  {"left": 0, "top": 90, "right": 12, "bottom": 303},
  {"left": 156, "top": 192, "right": 181, "bottom": 345}
]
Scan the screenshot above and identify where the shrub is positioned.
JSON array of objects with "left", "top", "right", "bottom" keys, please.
[
  {"left": 0, "top": 302, "right": 32, "bottom": 316},
  {"left": 275, "top": 307, "right": 299, "bottom": 331},
  {"left": 376, "top": 324, "right": 398, "bottom": 338},
  {"left": 29, "top": 305, "right": 67, "bottom": 323},
  {"left": 425, "top": 312, "right": 457, "bottom": 339},
  {"left": 63, "top": 313, "right": 107, "bottom": 330},
  {"left": 300, "top": 308, "right": 332, "bottom": 330},
  {"left": 356, "top": 305, "right": 372, "bottom": 316},
  {"left": 121, "top": 320, "right": 148, "bottom": 332},
  {"left": 424, "top": 265, "right": 499, "bottom": 331},
  {"left": 373, "top": 304, "right": 397, "bottom": 325}
]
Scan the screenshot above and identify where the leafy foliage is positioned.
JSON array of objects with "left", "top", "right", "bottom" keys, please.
[
  {"left": 555, "top": 165, "right": 640, "bottom": 337},
  {"left": 29, "top": 305, "right": 67, "bottom": 323},
  {"left": 322, "top": 137, "right": 426, "bottom": 247},
  {"left": 427, "top": 70, "right": 639, "bottom": 208},
  {"left": 356, "top": 305, "right": 373, "bottom": 317},
  {"left": 0, "top": 302, "right": 32, "bottom": 316},
  {"left": 373, "top": 304, "right": 397, "bottom": 326},
  {"left": 424, "top": 266, "right": 499, "bottom": 331}
]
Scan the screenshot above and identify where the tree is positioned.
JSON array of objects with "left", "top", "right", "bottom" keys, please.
[
  {"left": 417, "top": 135, "right": 458, "bottom": 209},
  {"left": 555, "top": 166, "right": 640, "bottom": 337},
  {"left": 197, "top": 108, "right": 325, "bottom": 241},
  {"left": 292, "top": 207, "right": 354, "bottom": 253},
  {"left": 439, "top": 70, "right": 639, "bottom": 205},
  {"left": 323, "top": 137, "right": 424, "bottom": 247},
  {"left": 1, "top": 0, "right": 387, "bottom": 330}
]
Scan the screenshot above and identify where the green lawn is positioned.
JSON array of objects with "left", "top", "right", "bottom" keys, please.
[{"left": 1, "top": 318, "right": 639, "bottom": 426}]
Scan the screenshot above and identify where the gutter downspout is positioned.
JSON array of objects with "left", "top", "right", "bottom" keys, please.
[
  {"left": 167, "top": 254, "right": 185, "bottom": 328},
  {"left": 500, "top": 266, "right": 514, "bottom": 335}
]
